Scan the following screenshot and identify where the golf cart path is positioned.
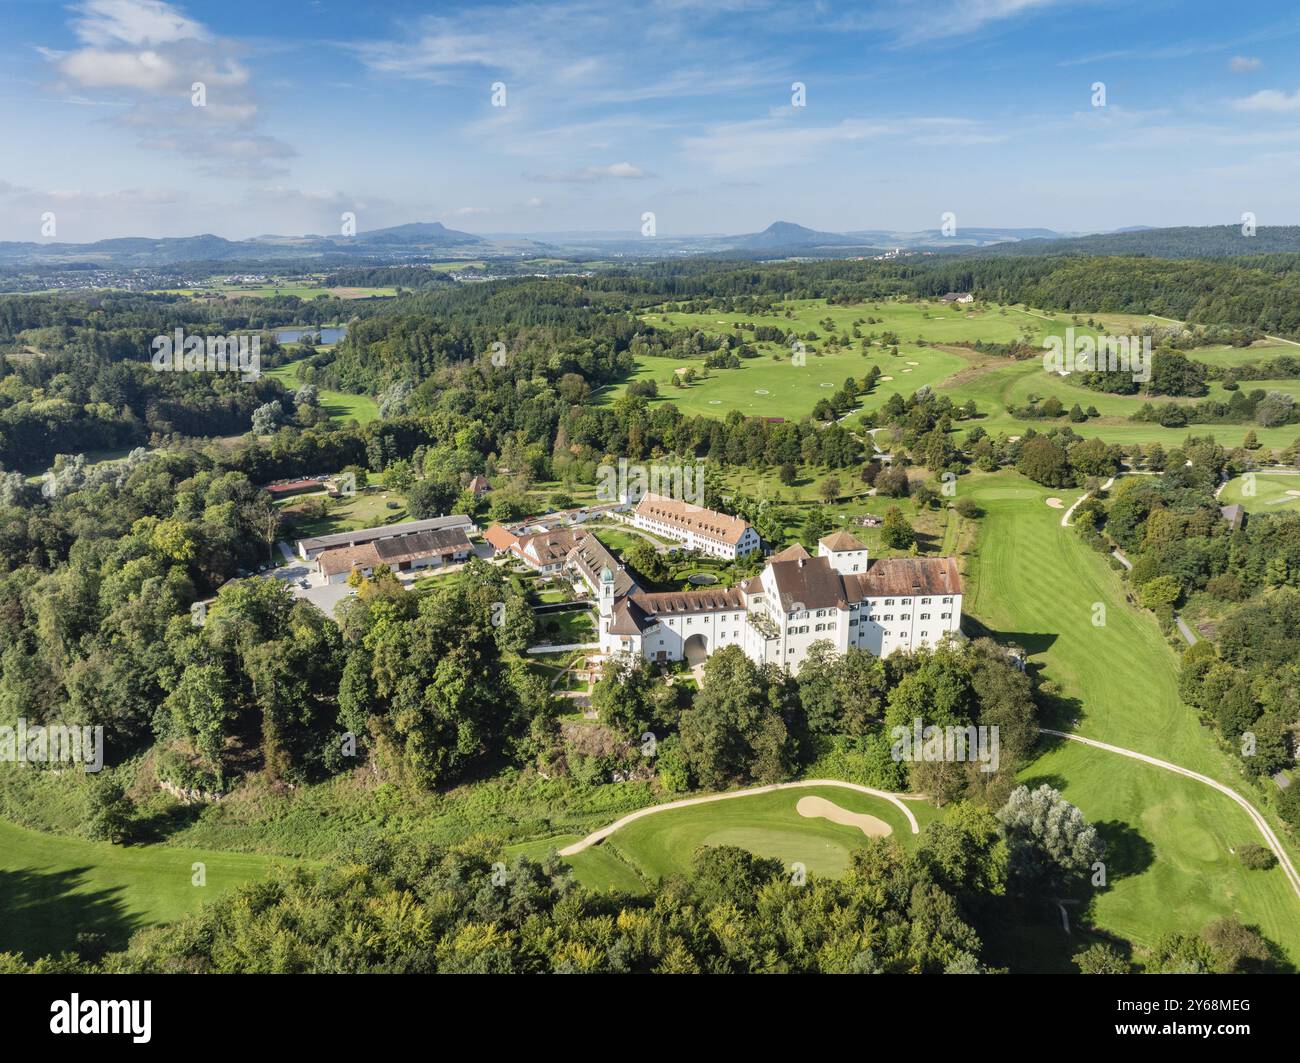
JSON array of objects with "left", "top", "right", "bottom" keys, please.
[
  {"left": 1040, "top": 729, "right": 1300, "bottom": 901},
  {"left": 1061, "top": 475, "right": 1116, "bottom": 527},
  {"left": 557, "top": 779, "right": 919, "bottom": 856}
]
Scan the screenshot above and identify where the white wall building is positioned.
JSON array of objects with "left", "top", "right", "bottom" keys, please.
[
  {"left": 631, "top": 493, "right": 760, "bottom": 559},
  {"left": 599, "top": 532, "right": 962, "bottom": 674}
]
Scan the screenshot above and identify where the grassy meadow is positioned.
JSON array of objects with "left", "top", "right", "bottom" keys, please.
[{"left": 605, "top": 296, "right": 1300, "bottom": 451}]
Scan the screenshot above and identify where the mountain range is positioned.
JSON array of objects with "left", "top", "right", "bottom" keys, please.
[{"left": 4, "top": 220, "right": 1299, "bottom": 270}]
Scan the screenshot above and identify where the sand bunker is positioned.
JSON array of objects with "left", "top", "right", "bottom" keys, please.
[
  {"left": 796, "top": 796, "right": 892, "bottom": 838},
  {"left": 906, "top": 360, "right": 920, "bottom": 365},
  {"left": 901, "top": 368, "right": 913, "bottom": 373},
  {"left": 878, "top": 375, "right": 894, "bottom": 381},
  {"left": 1287, "top": 490, "right": 1300, "bottom": 498},
  {"left": 1045, "top": 497, "right": 1065, "bottom": 509}
]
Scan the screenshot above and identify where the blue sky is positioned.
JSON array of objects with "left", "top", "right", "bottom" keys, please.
[{"left": 3, "top": 0, "right": 1300, "bottom": 241}]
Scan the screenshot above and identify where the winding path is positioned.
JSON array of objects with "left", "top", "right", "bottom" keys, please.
[
  {"left": 1039, "top": 729, "right": 1300, "bottom": 900},
  {"left": 557, "top": 778, "right": 919, "bottom": 856},
  {"left": 1060, "top": 475, "right": 1116, "bottom": 527},
  {"left": 1046, "top": 479, "right": 1298, "bottom": 899}
]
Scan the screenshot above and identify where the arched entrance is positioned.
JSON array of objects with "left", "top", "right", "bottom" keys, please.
[{"left": 683, "top": 632, "right": 709, "bottom": 666}]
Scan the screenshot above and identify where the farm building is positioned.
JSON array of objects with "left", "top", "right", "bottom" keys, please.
[{"left": 296, "top": 515, "right": 475, "bottom": 560}]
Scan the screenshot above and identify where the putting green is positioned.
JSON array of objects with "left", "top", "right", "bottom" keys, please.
[
  {"left": 1219, "top": 471, "right": 1300, "bottom": 514},
  {"left": 599, "top": 786, "right": 922, "bottom": 883}
]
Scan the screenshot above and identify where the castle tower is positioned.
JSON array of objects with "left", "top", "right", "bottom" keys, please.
[{"left": 599, "top": 564, "right": 615, "bottom": 620}]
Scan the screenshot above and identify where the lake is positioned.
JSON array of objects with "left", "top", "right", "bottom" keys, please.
[{"left": 274, "top": 326, "right": 348, "bottom": 345}]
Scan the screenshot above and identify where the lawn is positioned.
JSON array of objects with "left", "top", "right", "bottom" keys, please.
[
  {"left": 595, "top": 786, "right": 926, "bottom": 884},
  {"left": 534, "top": 607, "right": 596, "bottom": 646},
  {"left": 0, "top": 817, "right": 286, "bottom": 959},
  {"left": 1219, "top": 470, "right": 1300, "bottom": 514},
  {"left": 615, "top": 295, "right": 1300, "bottom": 451},
  {"left": 604, "top": 298, "right": 1134, "bottom": 422},
  {"left": 945, "top": 349, "right": 1300, "bottom": 451},
  {"left": 265, "top": 356, "right": 380, "bottom": 425},
  {"left": 278, "top": 488, "right": 410, "bottom": 539},
  {"left": 961, "top": 470, "right": 1300, "bottom": 962},
  {"left": 505, "top": 835, "right": 649, "bottom": 893}
]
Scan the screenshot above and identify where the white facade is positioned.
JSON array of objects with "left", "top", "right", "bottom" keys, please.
[
  {"left": 599, "top": 536, "right": 962, "bottom": 674},
  {"left": 630, "top": 495, "right": 760, "bottom": 559}
]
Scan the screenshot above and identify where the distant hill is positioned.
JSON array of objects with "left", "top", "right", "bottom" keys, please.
[
  {"left": 970, "top": 225, "right": 1300, "bottom": 258},
  {"left": 0, "top": 221, "right": 492, "bottom": 268},
  {"left": 846, "top": 226, "right": 1068, "bottom": 248},
  {"left": 5, "top": 220, "right": 1300, "bottom": 270},
  {"left": 730, "top": 221, "right": 859, "bottom": 249},
  {"left": 354, "top": 221, "right": 483, "bottom": 247}
]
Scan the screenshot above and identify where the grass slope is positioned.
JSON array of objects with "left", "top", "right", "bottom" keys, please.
[
  {"left": 962, "top": 471, "right": 1300, "bottom": 960},
  {"left": 0, "top": 818, "right": 286, "bottom": 959}
]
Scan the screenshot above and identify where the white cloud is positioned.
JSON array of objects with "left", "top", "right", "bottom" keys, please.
[
  {"left": 1229, "top": 55, "right": 1262, "bottom": 73},
  {"left": 39, "top": 0, "right": 291, "bottom": 179},
  {"left": 72, "top": 0, "right": 207, "bottom": 47},
  {"left": 530, "top": 162, "right": 654, "bottom": 182},
  {"left": 58, "top": 47, "right": 177, "bottom": 90},
  {"left": 1233, "top": 88, "right": 1300, "bottom": 113}
]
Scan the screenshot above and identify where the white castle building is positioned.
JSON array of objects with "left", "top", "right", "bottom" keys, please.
[{"left": 596, "top": 531, "right": 962, "bottom": 674}]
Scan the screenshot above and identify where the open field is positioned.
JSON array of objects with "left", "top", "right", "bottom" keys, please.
[
  {"left": 0, "top": 817, "right": 286, "bottom": 958},
  {"left": 602, "top": 346, "right": 968, "bottom": 420},
  {"left": 605, "top": 299, "right": 1122, "bottom": 421},
  {"left": 266, "top": 356, "right": 380, "bottom": 425},
  {"left": 1219, "top": 470, "right": 1300, "bottom": 514},
  {"left": 961, "top": 470, "right": 1300, "bottom": 961}
]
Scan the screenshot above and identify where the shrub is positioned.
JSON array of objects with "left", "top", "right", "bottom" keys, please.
[{"left": 1237, "top": 844, "right": 1276, "bottom": 871}]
